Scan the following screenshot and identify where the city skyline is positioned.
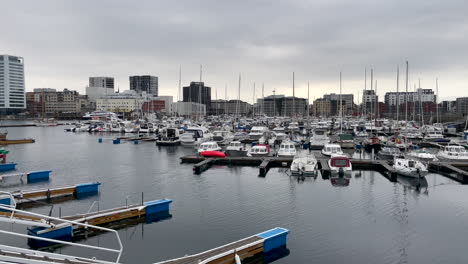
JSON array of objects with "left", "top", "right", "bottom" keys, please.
[{"left": 2, "top": 0, "right": 468, "bottom": 103}]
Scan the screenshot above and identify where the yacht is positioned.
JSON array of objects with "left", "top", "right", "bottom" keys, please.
[
  {"left": 225, "top": 141, "right": 248, "bottom": 157},
  {"left": 247, "top": 144, "right": 271, "bottom": 157},
  {"left": 156, "top": 127, "right": 181, "bottom": 146},
  {"left": 436, "top": 145, "right": 468, "bottom": 161},
  {"left": 377, "top": 146, "right": 401, "bottom": 160},
  {"left": 290, "top": 152, "right": 318, "bottom": 176},
  {"left": 277, "top": 140, "right": 297, "bottom": 157},
  {"left": 248, "top": 126, "right": 269, "bottom": 141},
  {"left": 197, "top": 141, "right": 222, "bottom": 153},
  {"left": 328, "top": 154, "right": 352, "bottom": 177},
  {"left": 71, "top": 123, "right": 89, "bottom": 132},
  {"left": 309, "top": 128, "right": 330, "bottom": 150},
  {"left": 321, "top": 144, "right": 344, "bottom": 157},
  {"left": 393, "top": 157, "right": 428, "bottom": 178}
]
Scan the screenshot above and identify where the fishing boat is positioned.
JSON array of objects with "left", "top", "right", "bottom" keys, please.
[
  {"left": 393, "top": 157, "right": 428, "bottom": 178},
  {"left": 156, "top": 127, "right": 181, "bottom": 146},
  {"left": 197, "top": 141, "right": 222, "bottom": 153},
  {"left": 225, "top": 141, "right": 248, "bottom": 157},
  {"left": 328, "top": 154, "right": 352, "bottom": 177},
  {"left": 309, "top": 128, "right": 330, "bottom": 150},
  {"left": 277, "top": 140, "right": 297, "bottom": 157},
  {"left": 247, "top": 144, "right": 270, "bottom": 157},
  {"left": 377, "top": 146, "right": 401, "bottom": 160},
  {"left": 436, "top": 145, "right": 468, "bottom": 161},
  {"left": 290, "top": 152, "right": 318, "bottom": 176},
  {"left": 321, "top": 144, "right": 344, "bottom": 157}
]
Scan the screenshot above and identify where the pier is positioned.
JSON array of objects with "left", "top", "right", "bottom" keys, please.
[
  {"left": 182, "top": 155, "right": 468, "bottom": 184},
  {"left": 156, "top": 227, "right": 289, "bottom": 264}
]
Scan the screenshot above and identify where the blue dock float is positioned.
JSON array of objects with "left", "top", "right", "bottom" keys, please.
[
  {"left": 27, "top": 170, "right": 51, "bottom": 183},
  {"left": 256, "top": 227, "right": 290, "bottom": 252},
  {"left": 0, "top": 163, "right": 16, "bottom": 172},
  {"left": 113, "top": 139, "right": 120, "bottom": 144},
  {"left": 75, "top": 182, "right": 101, "bottom": 198},
  {"left": 27, "top": 225, "right": 73, "bottom": 249}
]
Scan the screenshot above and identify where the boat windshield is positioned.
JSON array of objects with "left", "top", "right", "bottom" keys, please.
[
  {"left": 333, "top": 159, "right": 348, "bottom": 167},
  {"left": 408, "top": 160, "right": 415, "bottom": 167}
]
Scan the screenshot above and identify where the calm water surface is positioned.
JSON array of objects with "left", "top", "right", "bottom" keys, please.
[{"left": 1, "top": 123, "right": 468, "bottom": 264}]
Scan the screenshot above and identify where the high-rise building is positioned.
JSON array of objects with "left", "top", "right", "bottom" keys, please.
[
  {"left": 129, "top": 75, "right": 158, "bottom": 96},
  {"left": 384, "top": 88, "right": 436, "bottom": 115},
  {"left": 362, "top": 90, "right": 378, "bottom": 114},
  {"left": 256, "top": 95, "right": 308, "bottom": 117},
  {"left": 182, "top": 82, "right": 211, "bottom": 111},
  {"left": 456, "top": 97, "right": 468, "bottom": 115},
  {"left": 323, "top": 93, "right": 354, "bottom": 115},
  {"left": 89, "top": 77, "right": 114, "bottom": 89},
  {"left": 86, "top": 77, "right": 115, "bottom": 102},
  {"left": 0, "top": 55, "right": 26, "bottom": 113}
]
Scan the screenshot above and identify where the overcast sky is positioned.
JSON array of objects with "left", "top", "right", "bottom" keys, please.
[{"left": 2, "top": 0, "right": 467, "bottom": 103}]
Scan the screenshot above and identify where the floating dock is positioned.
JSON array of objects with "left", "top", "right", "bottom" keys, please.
[
  {"left": 0, "top": 139, "right": 35, "bottom": 145},
  {"left": 0, "top": 163, "right": 16, "bottom": 172},
  {"left": 26, "top": 198, "right": 172, "bottom": 248},
  {"left": 0, "top": 170, "right": 51, "bottom": 187},
  {"left": 156, "top": 227, "right": 290, "bottom": 264},
  {"left": 182, "top": 155, "right": 468, "bottom": 184},
  {"left": 0, "top": 182, "right": 101, "bottom": 209}
]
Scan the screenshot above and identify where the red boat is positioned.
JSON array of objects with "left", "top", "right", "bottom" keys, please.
[{"left": 200, "top": 151, "right": 226, "bottom": 158}]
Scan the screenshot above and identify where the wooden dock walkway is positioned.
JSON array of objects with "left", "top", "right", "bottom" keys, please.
[
  {"left": 156, "top": 227, "right": 289, "bottom": 264},
  {"left": 429, "top": 162, "right": 468, "bottom": 183}
]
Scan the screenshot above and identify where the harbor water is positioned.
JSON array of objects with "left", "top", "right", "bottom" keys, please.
[{"left": 2, "top": 124, "right": 468, "bottom": 263}]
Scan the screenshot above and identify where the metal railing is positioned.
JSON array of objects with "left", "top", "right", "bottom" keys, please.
[{"left": 0, "top": 191, "right": 123, "bottom": 263}]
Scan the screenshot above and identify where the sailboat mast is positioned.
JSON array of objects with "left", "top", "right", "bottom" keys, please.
[
  {"left": 292, "top": 72, "right": 295, "bottom": 118},
  {"left": 236, "top": 74, "right": 241, "bottom": 119},
  {"left": 262, "top": 83, "right": 264, "bottom": 116},
  {"left": 177, "top": 66, "right": 181, "bottom": 117},
  {"left": 340, "top": 72, "right": 343, "bottom": 134},
  {"left": 364, "top": 68, "right": 367, "bottom": 117},
  {"left": 370, "top": 68, "right": 373, "bottom": 121},
  {"left": 307, "top": 81, "right": 310, "bottom": 122},
  {"left": 198, "top": 64, "right": 203, "bottom": 121},
  {"left": 225, "top": 84, "right": 227, "bottom": 116},
  {"left": 253, "top": 82, "right": 256, "bottom": 117},
  {"left": 436, "top": 78, "right": 439, "bottom": 124},
  {"left": 405, "top": 61, "right": 409, "bottom": 124}
]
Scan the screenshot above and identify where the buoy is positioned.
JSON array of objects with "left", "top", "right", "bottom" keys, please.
[
  {"left": 134, "top": 140, "right": 139, "bottom": 144},
  {"left": 113, "top": 139, "right": 120, "bottom": 144},
  {"left": 98, "top": 138, "right": 103, "bottom": 143}
]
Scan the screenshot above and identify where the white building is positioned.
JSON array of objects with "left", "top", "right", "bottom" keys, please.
[
  {"left": 0, "top": 55, "right": 25, "bottom": 112},
  {"left": 96, "top": 90, "right": 145, "bottom": 113},
  {"left": 154, "top": 96, "right": 173, "bottom": 113},
  {"left": 172, "top": 101, "right": 206, "bottom": 117},
  {"left": 384, "top": 88, "right": 436, "bottom": 106},
  {"left": 86, "top": 77, "right": 115, "bottom": 102}
]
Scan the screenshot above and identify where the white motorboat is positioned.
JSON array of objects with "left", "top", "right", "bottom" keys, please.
[
  {"left": 290, "top": 153, "right": 318, "bottom": 176},
  {"left": 247, "top": 144, "right": 271, "bottom": 157},
  {"left": 225, "top": 141, "right": 248, "bottom": 157},
  {"left": 337, "top": 133, "right": 355, "bottom": 149},
  {"left": 377, "top": 146, "right": 401, "bottom": 160},
  {"left": 328, "top": 154, "right": 352, "bottom": 177},
  {"left": 139, "top": 123, "right": 150, "bottom": 133},
  {"left": 212, "top": 130, "right": 234, "bottom": 145},
  {"left": 407, "top": 148, "right": 438, "bottom": 162},
  {"left": 156, "top": 127, "right": 181, "bottom": 146},
  {"left": 197, "top": 141, "right": 222, "bottom": 153},
  {"left": 277, "top": 140, "right": 297, "bottom": 157},
  {"left": 424, "top": 130, "right": 450, "bottom": 143},
  {"left": 321, "top": 144, "right": 344, "bottom": 157},
  {"left": 393, "top": 157, "right": 428, "bottom": 178},
  {"left": 309, "top": 129, "right": 330, "bottom": 150},
  {"left": 180, "top": 126, "right": 213, "bottom": 146},
  {"left": 436, "top": 145, "right": 468, "bottom": 161},
  {"left": 72, "top": 123, "right": 89, "bottom": 132},
  {"left": 248, "top": 126, "right": 269, "bottom": 141},
  {"left": 233, "top": 131, "right": 249, "bottom": 142}
]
